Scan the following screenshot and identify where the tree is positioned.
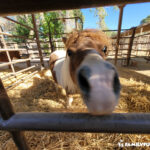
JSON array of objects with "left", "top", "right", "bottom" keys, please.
[
  {"left": 11, "top": 10, "right": 84, "bottom": 53},
  {"left": 73, "top": 9, "right": 84, "bottom": 30},
  {"left": 95, "top": 7, "right": 108, "bottom": 30},
  {"left": 39, "top": 10, "right": 84, "bottom": 52},
  {"left": 0, "top": 17, "right": 15, "bottom": 33},
  {"left": 91, "top": 7, "right": 118, "bottom": 30},
  {"left": 39, "top": 11, "right": 64, "bottom": 52},
  {"left": 63, "top": 10, "right": 84, "bottom": 33},
  {"left": 90, "top": 7, "right": 118, "bottom": 37},
  {"left": 140, "top": 15, "right": 150, "bottom": 25},
  {"left": 12, "top": 15, "right": 33, "bottom": 43}
]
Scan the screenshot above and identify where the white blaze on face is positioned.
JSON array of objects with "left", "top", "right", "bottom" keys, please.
[{"left": 77, "top": 53, "right": 119, "bottom": 115}]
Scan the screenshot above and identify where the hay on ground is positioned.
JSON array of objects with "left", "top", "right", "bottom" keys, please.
[{"left": 0, "top": 65, "right": 150, "bottom": 150}]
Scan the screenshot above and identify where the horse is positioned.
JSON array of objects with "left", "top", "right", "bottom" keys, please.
[
  {"left": 0, "top": 51, "right": 21, "bottom": 62},
  {"left": 0, "top": 51, "right": 21, "bottom": 69},
  {"left": 49, "top": 29, "right": 121, "bottom": 115}
]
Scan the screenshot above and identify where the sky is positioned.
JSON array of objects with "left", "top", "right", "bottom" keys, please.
[{"left": 81, "top": 2, "right": 150, "bottom": 30}]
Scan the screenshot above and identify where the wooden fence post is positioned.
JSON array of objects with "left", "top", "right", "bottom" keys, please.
[
  {"left": 126, "top": 27, "right": 136, "bottom": 66},
  {"left": 31, "top": 14, "right": 44, "bottom": 67},
  {"left": 114, "top": 5, "right": 124, "bottom": 65},
  {"left": 0, "top": 79, "right": 30, "bottom": 150}
]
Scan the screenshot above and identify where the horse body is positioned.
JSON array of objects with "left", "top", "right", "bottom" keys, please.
[
  {"left": 50, "top": 50, "right": 77, "bottom": 93},
  {"left": 0, "top": 51, "right": 21, "bottom": 62},
  {"left": 50, "top": 29, "right": 121, "bottom": 115}
]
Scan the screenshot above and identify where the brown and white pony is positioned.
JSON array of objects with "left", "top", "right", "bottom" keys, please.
[{"left": 49, "top": 29, "right": 121, "bottom": 115}]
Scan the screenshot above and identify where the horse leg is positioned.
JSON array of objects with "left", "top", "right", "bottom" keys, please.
[
  {"left": 58, "top": 88, "right": 74, "bottom": 108},
  {"left": 53, "top": 83, "right": 74, "bottom": 108},
  {"left": 66, "top": 93, "right": 74, "bottom": 107}
]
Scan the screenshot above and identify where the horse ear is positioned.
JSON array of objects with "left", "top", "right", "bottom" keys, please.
[{"left": 62, "top": 37, "right": 67, "bottom": 45}]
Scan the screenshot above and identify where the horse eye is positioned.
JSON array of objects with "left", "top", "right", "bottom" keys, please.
[
  {"left": 67, "top": 50, "right": 73, "bottom": 57},
  {"left": 102, "top": 46, "right": 107, "bottom": 54}
]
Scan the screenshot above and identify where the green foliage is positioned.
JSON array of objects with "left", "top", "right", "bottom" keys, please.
[
  {"left": 11, "top": 10, "right": 84, "bottom": 47},
  {"left": 91, "top": 7, "right": 118, "bottom": 30},
  {"left": 42, "top": 43, "right": 50, "bottom": 55},
  {"left": 90, "top": 7, "right": 108, "bottom": 30},
  {"left": 140, "top": 15, "right": 150, "bottom": 25},
  {"left": 39, "top": 12, "right": 64, "bottom": 39},
  {"left": 12, "top": 15, "right": 33, "bottom": 43}
]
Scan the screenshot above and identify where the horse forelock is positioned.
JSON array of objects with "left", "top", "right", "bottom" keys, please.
[{"left": 65, "top": 29, "right": 111, "bottom": 53}]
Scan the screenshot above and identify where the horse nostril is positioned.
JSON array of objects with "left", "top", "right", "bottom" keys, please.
[
  {"left": 77, "top": 66, "right": 91, "bottom": 95},
  {"left": 113, "top": 72, "right": 121, "bottom": 98}
]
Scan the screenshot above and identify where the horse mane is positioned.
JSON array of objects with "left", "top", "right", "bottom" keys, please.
[{"left": 49, "top": 50, "right": 66, "bottom": 70}]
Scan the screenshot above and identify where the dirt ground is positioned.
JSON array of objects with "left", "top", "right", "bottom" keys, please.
[{"left": 0, "top": 60, "right": 150, "bottom": 150}]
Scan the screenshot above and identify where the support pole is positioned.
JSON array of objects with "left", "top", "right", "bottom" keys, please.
[
  {"left": 48, "top": 21, "right": 55, "bottom": 53},
  {"left": 75, "top": 18, "right": 77, "bottom": 29},
  {"left": 127, "top": 27, "right": 136, "bottom": 66},
  {"left": 31, "top": 14, "right": 44, "bottom": 67},
  {"left": 114, "top": 5, "right": 124, "bottom": 65},
  {"left": 0, "top": 79, "right": 30, "bottom": 150}
]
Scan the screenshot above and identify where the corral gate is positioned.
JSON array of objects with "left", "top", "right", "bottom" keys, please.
[{"left": 0, "top": 0, "right": 150, "bottom": 150}]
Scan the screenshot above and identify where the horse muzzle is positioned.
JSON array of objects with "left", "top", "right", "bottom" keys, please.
[{"left": 76, "top": 52, "right": 121, "bottom": 115}]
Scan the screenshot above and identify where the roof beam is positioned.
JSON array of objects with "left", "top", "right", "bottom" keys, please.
[{"left": 0, "top": 0, "right": 150, "bottom": 16}]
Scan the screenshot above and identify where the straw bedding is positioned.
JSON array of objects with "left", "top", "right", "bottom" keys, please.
[{"left": 0, "top": 65, "right": 150, "bottom": 150}]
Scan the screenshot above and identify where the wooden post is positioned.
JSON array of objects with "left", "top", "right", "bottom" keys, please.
[
  {"left": 126, "top": 27, "right": 136, "bottom": 66},
  {"left": 75, "top": 18, "right": 77, "bottom": 29},
  {"left": 0, "top": 28, "right": 16, "bottom": 74},
  {"left": 114, "top": 5, "right": 124, "bottom": 65},
  {"left": 31, "top": 14, "right": 44, "bottom": 67},
  {"left": 47, "top": 19, "right": 55, "bottom": 53},
  {"left": 0, "top": 79, "right": 30, "bottom": 150},
  {"left": 24, "top": 42, "right": 31, "bottom": 67}
]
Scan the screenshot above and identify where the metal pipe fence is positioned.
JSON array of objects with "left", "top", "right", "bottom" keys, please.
[{"left": 1, "top": 112, "right": 150, "bottom": 134}]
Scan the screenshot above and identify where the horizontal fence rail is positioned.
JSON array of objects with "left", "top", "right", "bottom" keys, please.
[
  {"left": 0, "top": 32, "right": 35, "bottom": 41},
  {"left": 0, "top": 49, "right": 27, "bottom": 52},
  {"left": 0, "top": 58, "right": 31, "bottom": 67},
  {"left": 0, "top": 112, "right": 150, "bottom": 134},
  {"left": 2, "top": 16, "right": 48, "bottom": 37},
  {"left": 6, "top": 70, "right": 38, "bottom": 89},
  {"left": 1, "top": 64, "right": 39, "bottom": 80}
]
